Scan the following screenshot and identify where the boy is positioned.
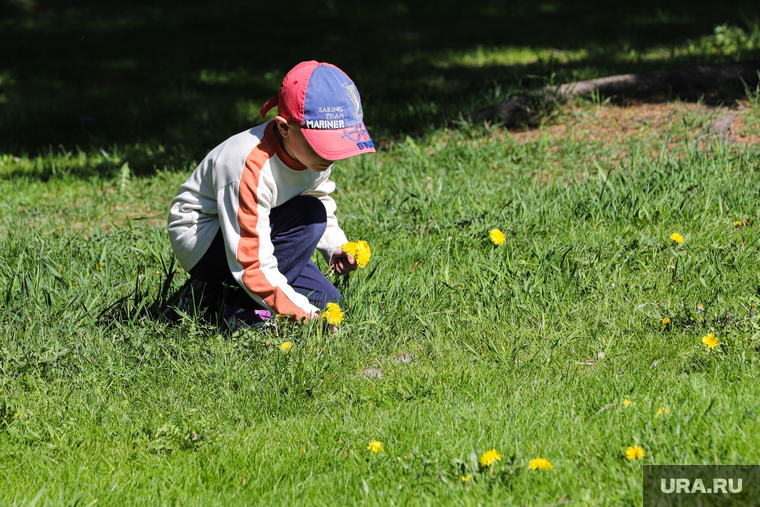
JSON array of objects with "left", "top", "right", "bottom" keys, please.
[{"left": 166, "top": 61, "right": 375, "bottom": 326}]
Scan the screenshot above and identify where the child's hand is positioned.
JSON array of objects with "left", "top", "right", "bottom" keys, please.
[{"left": 330, "top": 246, "right": 357, "bottom": 275}]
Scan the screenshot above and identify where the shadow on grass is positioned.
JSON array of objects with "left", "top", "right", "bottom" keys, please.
[
  {"left": 96, "top": 265, "right": 243, "bottom": 334},
  {"left": 2, "top": 0, "right": 760, "bottom": 176}
]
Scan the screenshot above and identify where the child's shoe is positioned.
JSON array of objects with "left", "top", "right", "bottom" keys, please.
[{"left": 224, "top": 303, "right": 274, "bottom": 331}]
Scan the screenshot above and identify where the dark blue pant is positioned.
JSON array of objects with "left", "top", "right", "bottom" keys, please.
[{"left": 189, "top": 195, "right": 342, "bottom": 309}]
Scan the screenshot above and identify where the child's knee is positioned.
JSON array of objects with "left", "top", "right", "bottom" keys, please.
[{"left": 297, "top": 195, "right": 327, "bottom": 224}]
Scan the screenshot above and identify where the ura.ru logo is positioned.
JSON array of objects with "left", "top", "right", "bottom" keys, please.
[{"left": 661, "top": 478, "right": 742, "bottom": 494}]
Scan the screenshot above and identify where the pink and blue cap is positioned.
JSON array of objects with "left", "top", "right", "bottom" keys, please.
[{"left": 259, "top": 61, "right": 376, "bottom": 161}]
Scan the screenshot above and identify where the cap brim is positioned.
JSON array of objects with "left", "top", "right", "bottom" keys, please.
[{"left": 302, "top": 121, "right": 376, "bottom": 161}]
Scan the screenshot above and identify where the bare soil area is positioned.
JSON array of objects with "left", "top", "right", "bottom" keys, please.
[{"left": 507, "top": 99, "right": 760, "bottom": 149}]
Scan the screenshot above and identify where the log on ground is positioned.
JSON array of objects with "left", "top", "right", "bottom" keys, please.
[{"left": 468, "top": 60, "right": 760, "bottom": 127}]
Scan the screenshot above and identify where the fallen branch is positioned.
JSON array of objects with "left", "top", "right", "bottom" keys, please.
[{"left": 469, "top": 59, "right": 760, "bottom": 126}]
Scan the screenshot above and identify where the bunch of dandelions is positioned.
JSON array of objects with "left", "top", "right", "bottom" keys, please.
[
  {"left": 342, "top": 240, "right": 371, "bottom": 267},
  {"left": 321, "top": 302, "right": 344, "bottom": 326}
]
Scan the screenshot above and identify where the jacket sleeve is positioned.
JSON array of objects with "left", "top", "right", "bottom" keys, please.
[
  {"left": 219, "top": 161, "right": 320, "bottom": 320},
  {"left": 303, "top": 176, "right": 349, "bottom": 265}
]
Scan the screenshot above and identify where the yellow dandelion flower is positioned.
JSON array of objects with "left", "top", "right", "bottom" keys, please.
[
  {"left": 489, "top": 229, "right": 506, "bottom": 246},
  {"left": 702, "top": 333, "right": 718, "bottom": 349},
  {"left": 670, "top": 233, "right": 683, "bottom": 244},
  {"left": 657, "top": 406, "right": 671, "bottom": 416},
  {"left": 356, "top": 240, "right": 372, "bottom": 267},
  {"left": 625, "top": 446, "right": 645, "bottom": 460},
  {"left": 342, "top": 241, "right": 357, "bottom": 256},
  {"left": 342, "top": 240, "right": 372, "bottom": 268},
  {"left": 321, "top": 302, "right": 344, "bottom": 325},
  {"left": 461, "top": 474, "right": 472, "bottom": 483},
  {"left": 734, "top": 221, "right": 743, "bottom": 227},
  {"left": 528, "top": 458, "right": 554, "bottom": 471},
  {"left": 367, "top": 440, "right": 383, "bottom": 454},
  {"left": 480, "top": 449, "right": 502, "bottom": 467},
  {"left": 623, "top": 399, "right": 631, "bottom": 408},
  {"left": 662, "top": 317, "right": 670, "bottom": 325},
  {"left": 280, "top": 342, "right": 292, "bottom": 352}
]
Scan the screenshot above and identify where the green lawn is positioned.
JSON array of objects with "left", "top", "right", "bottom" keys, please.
[
  {"left": 2, "top": 1, "right": 760, "bottom": 505},
  {"left": 2, "top": 101, "right": 760, "bottom": 504}
]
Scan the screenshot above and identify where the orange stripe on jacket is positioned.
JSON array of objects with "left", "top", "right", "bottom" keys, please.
[{"left": 237, "top": 127, "right": 306, "bottom": 319}]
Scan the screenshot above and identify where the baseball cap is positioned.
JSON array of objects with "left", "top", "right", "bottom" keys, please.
[{"left": 259, "top": 61, "right": 375, "bottom": 161}]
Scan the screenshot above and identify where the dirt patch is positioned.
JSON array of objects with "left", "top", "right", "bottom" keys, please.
[{"left": 506, "top": 99, "right": 760, "bottom": 149}]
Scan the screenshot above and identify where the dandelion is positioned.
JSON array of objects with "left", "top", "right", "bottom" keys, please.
[
  {"left": 657, "top": 406, "right": 671, "bottom": 416},
  {"left": 662, "top": 317, "right": 670, "bottom": 325},
  {"left": 342, "top": 240, "right": 372, "bottom": 268},
  {"left": 367, "top": 440, "right": 383, "bottom": 454},
  {"left": 342, "top": 242, "right": 356, "bottom": 255},
  {"left": 461, "top": 475, "right": 472, "bottom": 483},
  {"left": 626, "top": 446, "right": 645, "bottom": 460},
  {"left": 321, "top": 302, "right": 344, "bottom": 325},
  {"left": 281, "top": 342, "right": 292, "bottom": 352},
  {"left": 623, "top": 399, "right": 631, "bottom": 408},
  {"left": 734, "top": 221, "right": 743, "bottom": 227},
  {"left": 355, "top": 240, "right": 371, "bottom": 267},
  {"left": 529, "top": 458, "right": 554, "bottom": 471},
  {"left": 489, "top": 229, "right": 506, "bottom": 246},
  {"left": 702, "top": 333, "right": 718, "bottom": 349},
  {"left": 480, "top": 449, "right": 502, "bottom": 467},
  {"left": 670, "top": 233, "right": 683, "bottom": 244}
]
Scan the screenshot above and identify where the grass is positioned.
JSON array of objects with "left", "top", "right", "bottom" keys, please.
[
  {"left": 3, "top": 0, "right": 760, "bottom": 504},
  {"left": 2, "top": 109, "right": 760, "bottom": 504}
]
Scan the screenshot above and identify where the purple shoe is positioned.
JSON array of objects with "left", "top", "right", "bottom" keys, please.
[{"left": 224, "top": 303, "right": 275, "bottom": 330}]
